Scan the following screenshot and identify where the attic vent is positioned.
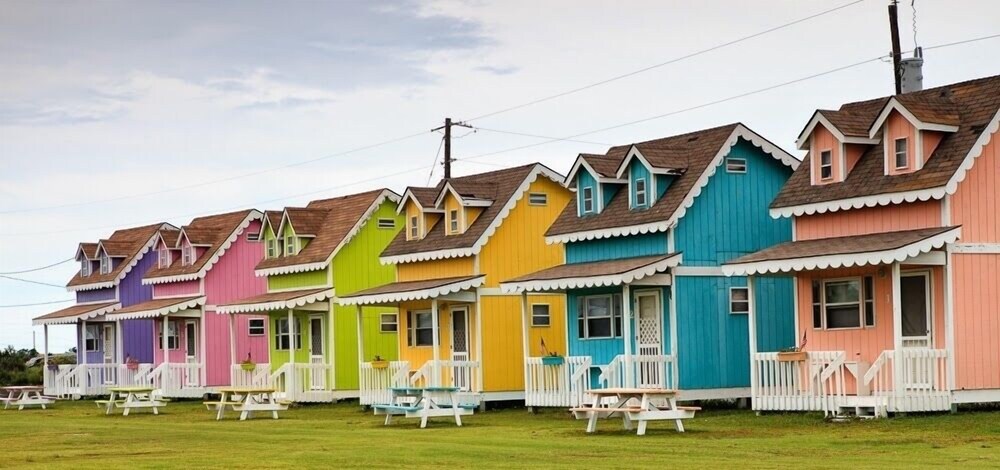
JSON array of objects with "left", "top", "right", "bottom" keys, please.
[
  {"left": 377, "top": 218, "right": 395, "bottom": 229},
  {"left": 687, "top": 136, "right": 700, "bottom": 142}
]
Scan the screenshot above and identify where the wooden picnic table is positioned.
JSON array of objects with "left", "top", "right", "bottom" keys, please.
[
  {"left": 570, "top": 388, "right": 699, "bottom": 436},
  {"left": 1, "top": 386, "right": 53, "bottom": 410},
  {"left": 206, "top": 387, "right": 288, "bottom": 421},
  {"left": 97, "top": 386, "right": 165, "bottom": 416},
  {"left": 372, "top": 386, "right": 475, "bottom": 428}
]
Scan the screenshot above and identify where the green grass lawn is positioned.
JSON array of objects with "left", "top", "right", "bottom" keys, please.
[{"left": 1, "top": 401, "right": 999, "bottom": 469}]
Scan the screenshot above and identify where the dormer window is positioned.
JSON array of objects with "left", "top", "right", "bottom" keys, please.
[
  {"left": 819, "top": 150, "right": 833, "bottom": 181},
  {"left": 285, "top": 237, "right": 297, "bottom": 256},
  {"left": 266, "top": 238, "right": 277, "bottom": 258},
  {"left": 99, "top": 251, "right": 111, "bottom": 274},
  {"left": 582, "top": 187, "right": 594, "bottom": 214},
  {"left": 158, "top": 246, "right": 171, "bottom": 269},
  {"left": 635, "top": 178, "right": 647, "bottom": 208},
  {"left": 181, "top": 244, "right": 194, "bottom": 266},
  {"left": 448, "top": 209, "right": 459, "bottom": 234},
  {"left": 81, "top": 259, "right": 91, "bottom": 277},
  {"left": 894, "top": 138, "right": 908, "bottom": 170},
  {"left": 409, "top": 216, "right": 419, "bottom": 239}
]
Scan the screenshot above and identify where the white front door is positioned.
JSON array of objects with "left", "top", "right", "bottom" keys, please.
[
  {"left": 102, "top": 324, "right": 115, "bottom": 384},
  {"left": 634, "top": 290, "right": 663, "bottom": 388},
  {"left": 900, "top": 272, "right": 932, "bottom": 348},
  {"left": 450, "top": 307, "right": 471, "bottom": 391},
  {"left": 308, "top": 316, "right": 326, "bottom": 390},
  {"left": 184, "top": 321, "right": 199, "bottom": 386}
]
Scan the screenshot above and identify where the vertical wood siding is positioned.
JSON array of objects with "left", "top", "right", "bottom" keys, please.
[
  {"left": 397, "top": 257, "right": 475, "bottom": 282},
  {"left": 76, "top": 287, "right": 116, "bottom": 303},
  {"left": 951, "top": 130, "right": 1000, "bottom": 243},
  {"left": 118, "top": 245, "right": 158, "bottom": 363},
  {"left": 576, "top": 168, "right": 598, "bottom": 215},
  {"left": 480, "top": 294, "right": 565, "bottom": 392},
  {"left": 154, "top": 318, "right": 198, "bottom": 364},
  {"left": 810, "top": 124, "right": 843, "bottom": 184},
  {"left": 565, "top": 232, "right": 667, "bottom": 263},
  {"left": 628, "top": 160, "right": 651, "bottom": 208},
  {"left": 952, "top": 253, "right": 1000, "bottom": 390},
  {"left": 886, "top": 111, "right": 918, "bottom": 175},
  {"left": 153, "top": 280, "right": 200, "bottom": 297},
  {"left": 794, "top": 200, "right": 942, "bottom": 241}
]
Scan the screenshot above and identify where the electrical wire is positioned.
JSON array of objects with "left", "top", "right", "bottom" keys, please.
[
  {"left": 0, "top": 275, "right": 66, "bottom": 289},
  {"left": 0, "top": 299, "right": 74, "bottom": 308},
  {"left": 0, "top": 258, "right": 74, "bottom": 275},
  {"left": 426, "top": 136, "right": 446, "bottom": 186}
]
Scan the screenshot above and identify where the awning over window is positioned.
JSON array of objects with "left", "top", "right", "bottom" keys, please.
[
  {"left": 106, "top": 296, "right": 205, "bottom": 321},
  {"left": 216, "top": 287, "right": 334, "bottom": 314},
  {"left": 32, "top": 302, "right": 120, "bottom": 326},
  {"left": 721, "top": 226, "right": 961, "bottom": 276},
  {"left": 500, "top": 253, "right": 682, "bottom": 294},
  {"left": 336, "top": 275, "right": 485, "bottom": 306}
]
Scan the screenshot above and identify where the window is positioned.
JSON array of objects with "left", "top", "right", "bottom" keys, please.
[
  {"left": 726, "top": 158, "right": 747, "bottom": 173},
  {"left": 85, "top": 324, "right": 100, "bottom": 351},
  {"left": 274, "top": 318, "right": 302, "bottom": 350},
  {"left": 158, "top": 247, "right": 170, "bottom": 269},
  {"left": 819, "top": 150, "right": 833, "bottom": 180},
  {"left": 815, "top": 276, "right": 875, "bottom": 330},
  {"left": 531, "top": 304, "right": 550, "bottom": 327},
  {"left": 181, "top": 244, "right": 193, "bottom": 266},
  {"left": 377, "top": 218, "right": 395, "bottom": 230},
  {"left": 730, "top": 287, "right": 750, "bottom": 314},
  {"left": 577, "top": 294, "right": 622, "bottom": 339},
  {"left": 528, "top": 193, "right": 548, "bottom": 206},
  {"left": 894, "top": 138, "right": 908, "bottom": 169},
  {"left": 284, "top": 237, "right": 296, "bottom": 256},
  {"left": 248, "top": 319, "right": 265, "bottom": 336},
  {"left": 99, "top": 251, "right": 111, "bottom": 274},
  {"left": 409, "top": 216, "right": 419, "bottom": 239},
  {"left": 158, "top": 321, "right": 179, "bottom": 350},
  {"left": 582, "top": 187, "right": 595, "bottom": 214},
  {"left": 407, "top": 311, "right": 434, "bottom": 346},
  {"left": 635, "top": 178, "right": 647, "bottom": 207},
  {"left": 266, "top": 239, "right": 277, "bottom": 258},
  {"left": 80, "top": 259, "right": 91, "bottom": 277},
  {"left": 449, "top": 209, "right": 459, "bottom": 234},
  {"left": 380, "top": 313, "right": 398, "bottom": 333}
]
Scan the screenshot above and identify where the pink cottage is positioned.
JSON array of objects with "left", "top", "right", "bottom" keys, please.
[
  {"left": 723, "top": 74, "right": 1000, "bottom": 417},
  {"left": 106, "top": 209, "right": 268, "bottom": 397}
]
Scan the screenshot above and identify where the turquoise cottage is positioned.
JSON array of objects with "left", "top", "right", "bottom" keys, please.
[{"left": 502, "top": 123, "right": 799, "bottom": 406}]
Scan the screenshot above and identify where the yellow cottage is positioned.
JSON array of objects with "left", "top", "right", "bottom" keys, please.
[{"left": 338, "top": 164, "right": 571, "bottom": 405}]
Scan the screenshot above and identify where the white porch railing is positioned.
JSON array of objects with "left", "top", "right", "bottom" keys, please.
[
  {"left": 359, "top": 361, "right": 410, "bottom": 405},
  {"left": 598, "top": 354, "right": 677, "bottom": 390},
  {"left": 270, "top": 363, "right": 336, "bottom": 402},
  {"left": 44, "top": 364, "right": 155, "bottom": 397},
  {"left": 230, "top": 363, "right": 272, "bottom": 388},
  {"left": 524, "top": 356, "right": 592, "bottom": 407},
  {"left": 410, "top": 360, "right": 481, "bottom": 393},
  {"left": 864, "top": 349, "right": 951, "bottom": 415},
  {"left": 752, "top": 351, "right": 847, "bottom": 416},
  {"left": 149, "top": 363, "right": 205, "bottom": 398}
]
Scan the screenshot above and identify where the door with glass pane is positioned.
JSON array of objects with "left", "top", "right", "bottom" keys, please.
[
  {"left": 184, "top": 321, "right": 199, "bottom": 386},
  {"left": 900, "top": 272, "right": 932, "bottom": 389},
  {"left": 634, "top": 291, "right": 663, "bottom": 388},
  {"left": 102, "top": 324, "right": 115, "bottom": 384},
  {"left": 450, "top": 307, "right": 471, "bottom": 391},
  {"left": 309, "top": 316, "right": 326, "bottom": 390}
]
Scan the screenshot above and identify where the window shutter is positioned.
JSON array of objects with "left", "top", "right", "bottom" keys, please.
[
  {"left": 406, "top": 311, "right": 413, "bottom": 347},
  {"left": 577, "top": 297, "right": 586, "bottom": 338}
]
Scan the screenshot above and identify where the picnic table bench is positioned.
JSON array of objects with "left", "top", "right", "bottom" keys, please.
[
  {"left": 206, "top": 387, "right": 289, "bottom": 421},
  {"left": 372, "top": 386, "right": 474, "bottom": 428},
  {"left": 98, "top": 387, "right": 166, "bottom": 416},
  {"left": 570, "top": 388, "right": 699, "bottom": 435},
  {"left": 1, "top": 386, "right": 54, "bottom": 410}
]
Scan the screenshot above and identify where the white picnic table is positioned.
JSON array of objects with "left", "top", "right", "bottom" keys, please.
[
  {"left": 205, "top": 387, "right": 288, "bottom": 421},
  {"left": 1, "top": 386, "right": 53, "bottom": 410},
  {"left": 97, "top": 386, "right": 166, "bottom": 416},
  {"left": 372, "top": 386, "right": 475, "bottom": 428},
  {"left": 570, "top": 388, "right": 699, "bottom": 436}
]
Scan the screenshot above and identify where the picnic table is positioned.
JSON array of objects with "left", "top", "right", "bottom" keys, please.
[
  {"left": 1, "top": 386, "right": 53, "bottom": 410},
  {"left": 372, "top": 386, "right": 475, "bottom": 428},
  {"left": 205, "top": 387, "right": 288, "bottom": 421},
  {"left": 570, "top": 388, "right": 699, "bottom": 436},
  {"left": 97, "top": 386, "right": 166, "bottom": 416}
]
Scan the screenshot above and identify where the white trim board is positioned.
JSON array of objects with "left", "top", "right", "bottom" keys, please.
[
  {"left": 952, "top": 243, "right": 1000, "bottom": 254},
  {"left": 216, "top": 289, "right": 335, "bottom": 314},
  {"left": 336, "top": 276, "right": 486, "bottom": 306},
  {"left": 107, "top": 297, "right": 206, "bottom": 321},
  {"left": 32, "top": 303, "right": 122, "bottom": 326},
  {"left": 500, "top": 253, "right": 682, "bottom": 294}
]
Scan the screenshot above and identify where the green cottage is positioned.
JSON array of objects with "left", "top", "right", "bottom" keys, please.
[{"left": 218, "top": 189, "right": 402, "bottom": 402}]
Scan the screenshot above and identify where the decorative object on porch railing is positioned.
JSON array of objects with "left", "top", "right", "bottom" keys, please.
[
  {"left": 776, "top": 348, "right": 808, "bottom": 363},
  {"left": 240, "top": 353, "right": 257, "bottom": 372},
  {"left": 752, "top": 351, "right": 846, "bottom": 416},
  {"left": 370, "top": 355, "right": 390, "bottom": 370},
  {"left": 43, "top": 363, "right": 155, "bottom": 398},
  {"left": 231, "top": 363, "right": 272, "bottom": 388},
  {"left": 359, "top": 360, "right": 410, "bottom": 405},
  {"left": 863, "top": 348, "right": 950, "bottom": 416},
  {"left": 524, "top": 356, "right": 591, "bottom": 407},
  {"left": 598, "top": 354, "right": 677, "bottom": 390},
  {"left": 538, "top": 339, "right": 565, "bottom": 366},
  {"left": 125, "top": 356, "right": 140, "bottom": 371}
]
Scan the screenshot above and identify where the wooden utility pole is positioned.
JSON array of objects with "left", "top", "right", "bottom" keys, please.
[
  {"left": 432, "top": 118, "right": 472, "bottom": 179},
  {"left": 888, "top": 0, "right": 903, "bottom": 94}
]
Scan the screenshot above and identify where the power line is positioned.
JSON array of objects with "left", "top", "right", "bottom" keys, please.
[
  {"left": 0, "top": 299, "right": 74, "bottom": 308},
  {"left": 472, "top": 127, "right": 612, "bottom": 146},
  {"left": 426, "top": 136, "right": 445, "bottom": 185},
  {"left": 0, "top": 258, "right": 74, "bottom": 275},
  {"left": 0, "top": 275, "right": 65, "bottom": 289},
  {"left": 461, "top": 0, "right": 868, "bottom": 122}
]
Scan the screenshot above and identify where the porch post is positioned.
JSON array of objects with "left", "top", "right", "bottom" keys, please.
[
  {"left": 944, "top": 250, "right": 956, "bottom": 391},
  {"left": 520, "top": 291, "right": 530, "bottom": 393},
  {"left": 891, "top": 262, "right": 903, "bottom": 396},
  {"left": 162, "top": 314, "right": 169, "bottom": 393},
  {"left": 200, "top": 310, "right": 207, "bottom": 386},
  {"left": 287, "top": 309, "right": 295, "bottom": 399},
  {"left": 747, "top": 276, "right": 758, "bottom": 402},
  {"left": 115, "top": 320, "right": 123, "bottom": 365},
  {"left": 80, "top": 320, "right": 88, "bottom": 366},
  {"left": 43, "top": 324, "right": 49, "bottom": 387},
  {"left": 431, "top": 298, "right": 441, "bottom": 387},
  {"left": 622, "top": 284, "right": 633, "bottom": 388},
  {"left": 228, "top": 314, "right": 236, "bottom": 368},
  {"left": 355, "top": 305, "right": 365, "bottom": 365}
]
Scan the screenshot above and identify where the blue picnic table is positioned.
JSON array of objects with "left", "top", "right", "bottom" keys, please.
[{"left": 372, "top": 386, "right": 476, "bottom": 428}]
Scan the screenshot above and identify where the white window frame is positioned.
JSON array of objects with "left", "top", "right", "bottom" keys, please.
[
  {"left": 634, "top": 178, "right": 647, "bottom": 208},
  {"left": 894, "top": 137, "right": 909, "bottom": 170},
  {"left": 158, "top": 321, "right": 179, "bottom": 350},
  {"left": 247, "top": 318, "right": 266, "bottom": 336},
  {"left": 578, "top": 294, "right": 622, "bottom": 340},
  {"left": 379, "top": 313, "right": 398, "bottom": 333},
  {"left": 449, "top": 209, "right": 460, "bottom": 234},
  {"left": 729, "top": 287, "right": 750, "bottom": 314},
  {"left": 182, "top": 244, "right": 194, "bottom": 266},
  {"left": 813, "top": 276, "right": 875, "bottom": 330},
  {"left": 819, "top": 150, "right": 833, "bottom": 181},
  {"left": 99, "top": 251, "right": 111, "bottom": 274},
  {"left": 284, "top": 237, "right": 296, "bottom": 256},
  {"left": 84, "top": 324, "right": 101, "bottom": 352},
  {"left": 409, "top": 215, "right": 419, "bottom": 239},
  {"left": 528, "top": 192, "right": 548, "bottom": 206},
  {"left": 408, "top": 311, "right": 434, "bottom": 347},
  {"left": 726, "top": 158, "right": 748, "bottom": 174},
  {"left": 581, "top": 187, "right": 595, "bottom": 214},
  {"left": 274, "top": 318, "right": 302, "bottom": 351},
  {"left": 266, "top": 238, "right": 277, "bottom": 258},
  {"left": 158, "top": 247, "right": 170, "bottom": 269},
  {"left": 530, "top": 303, "right": 551, "bottom": 327},
  {"left": 80, "top": 259, "right": 91, "bottom": 277},
  {"left": 377, "top": 218, "right": 395, "bottom": 230}
]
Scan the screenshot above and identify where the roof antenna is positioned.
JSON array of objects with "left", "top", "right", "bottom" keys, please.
[{"left": 887, "top": 0, "right": 903, "bottom": 94}]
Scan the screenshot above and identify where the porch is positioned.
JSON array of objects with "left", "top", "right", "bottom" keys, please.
[
  {"left": 338, "top": 275, "right": 486, "bottom": 406},
  {"left": 723, "top": 226, "right": 961, "bottom": 417},
  {"left": 501, "top": 253, "right": 682, "bottom": 408}
]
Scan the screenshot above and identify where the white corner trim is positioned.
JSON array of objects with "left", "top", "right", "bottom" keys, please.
[
  {"left": 499, "top": 253, "right": 682, "bottom": 294},
  {"left": 32, "top": 302, "right": 122, "bottom": 326},
  {"left": 216, "top": 288, "right": 335, "bottom": 314},
  {"left": 67, "top": 224, "right": 174, "bottom": 292},
  {"left": 721, "top": 227, "right": 961, "bottom": 276},
  {"left": 336, "top": 276, "right": 486, "bottom": 306},
  {"left": 143, "top": 210, "right": 263, "bottom": 285},
  {"left": 106, "top": 296, "right": 206, "bottom": 321},
  {"left": 380, "top": 165, "right": 565, "bottom": 264},
  {"left": 944, "top": 108, "right": 1000, "bottom": 193},
  {"left": 952, "top": 243, "right": 1000, "bottom": 254},
  {"left": 546, "top": 125, "right": 799, "bottom": 244}
]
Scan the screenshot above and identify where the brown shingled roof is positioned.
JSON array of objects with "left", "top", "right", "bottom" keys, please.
[
  {"left": 340, "top": 275, "right": 483, "bottom": 299},
  {"left": 725, "top": 226, "right": 957, "bottom": 265},
  {"left": 33, "top": 301, "right": 118, "bottom": 322},
  {"left": 157, "top": 229, "right": 180, "bottom": 248},
  {"left": 283, "top": 207, "right": 328, "bottom": 236},
  {"left": 77, "top": 242, "right": 99, "bottom": 259},
  {"left": 579, "top": 154, "right": 621, "bottom": 178},
  {"left": 505, "top": 253, "right": 680, "bottom": 283},
  {"left": 773, "top": 74, "right": 1000, "bottom": 210},
  {"left": 255, "top": 189, "right": 394, "bottom": 271},
  {"left": 144, "top": 209, "right": 258, "bottom": 281},
  {"left": 112, "top": 295, "right": 203, "bottom": 316},
  {"left": 405, "top": 187, "right": 441, "bottom": 208},
  {"left": 218, "top": 287, "right": 331, "bottom": 307},
  {"left": 67, "top": 223, "right": 167, "bottom": 288}
]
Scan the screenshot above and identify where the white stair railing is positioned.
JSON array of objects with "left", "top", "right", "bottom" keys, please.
[
  {"left": 410, "top": 360, "right": 481, "bottom": 395},
  {"left": 598, "top": 355, "right": 677, "bottom": 390},
  {"left": 149, "top": 363, "right": 204, "bottom": 397},
  {"left": 524, "top": 356, "right": 592, "bottom": 407},
  {"left": 752, "top": 351, "right": 847, "bottom": 415},
  {"left": 864, "top": 348, "right": 950, "bottom": 414},
  {"left": 359, "top": 361, "right": 410, "bottom": 405},
  {"left": 231, "top": 363, "right": 273, "bottom": 388}
]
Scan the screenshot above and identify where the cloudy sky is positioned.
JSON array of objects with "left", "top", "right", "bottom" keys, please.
[{"left": 2, "top": 0, "right": 998, "bottom": 352}]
